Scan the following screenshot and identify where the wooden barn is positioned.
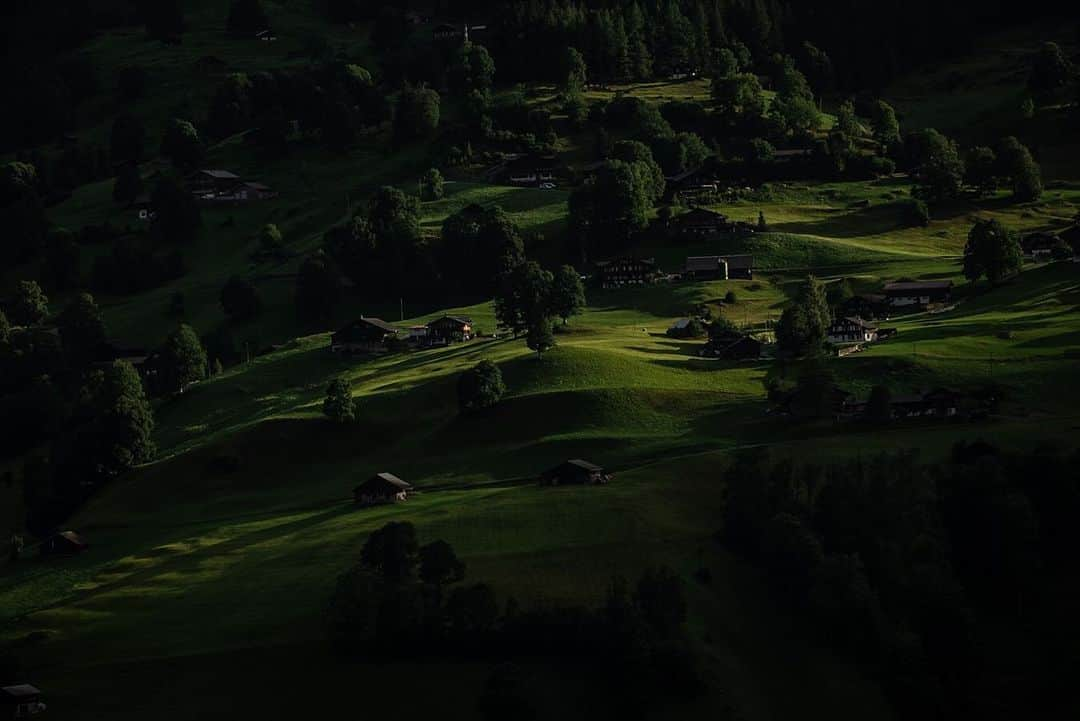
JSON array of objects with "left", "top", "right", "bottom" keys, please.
[
  {"left": 684, "top": 255, "right": 754, "bottom": 281},
  {"left": 330, "top": 317, "right": 400, "bottom": 354},
  {"left": 39, "top": 531, "right": 87, "bottom": 557},
  {"left": 353, "top": 473, "right": 413, "bottom": 506},
  {"left": 1, "top": 684, "right": 45, "bottom": 719},
  {"left": 539, "top": 459, "right": 611, "bottom": 486}
]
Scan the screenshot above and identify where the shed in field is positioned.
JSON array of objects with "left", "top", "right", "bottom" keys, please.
[
  {"left": 353, "top": 473, "right": 413, "bottom": 506},
  {"left": 39, "top": 531, "right": 87, "bottom": 557},
  {"left": 539, "top": 459, "right": 611, "bottom": 486}
]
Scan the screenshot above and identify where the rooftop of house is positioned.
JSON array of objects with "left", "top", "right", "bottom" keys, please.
[
  {"left": 834, "top": 316, "right": 878, "bottom": 329},
  {"left": 883, "top": 280, "right": 953, "bottom": 292},
  {"left": 678, "top": 207, "right": 728, "bottom": 222},
  {"left": 359, "top": 472, "right": 412, "bottom": 490},
  {"left": 197, "top": 169, "right": 241, "bottom": 179},
  {"left": 0, "top": 684, "right": 41, "bottom": 700},
  {"left": 566, "top": 459, "right": 605, "bottom": 472},
  {"left": 595, "top": 256, "right": 657, "bottom": 267},
  {"left": 340, "top": 317, "right": 400, "bottom": 334}
]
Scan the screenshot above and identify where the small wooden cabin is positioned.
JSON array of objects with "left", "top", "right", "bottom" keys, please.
[
  {"left": 539, "top": 459, "right": 611, "bottom": 486},
  {"left": 354, "top": 473, "right": 413, "bottom": 506},
  {"left": 1, "top": 684, "right": 45, "bottom": 719},
  {"left": 39, "top": 531, "right": 87, "bottom": 557},
  {"left": 827, "top": 316, "right": 878, "bottom": 344}
]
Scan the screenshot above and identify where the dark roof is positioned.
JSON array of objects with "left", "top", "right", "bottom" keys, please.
[
  {"left": 677, "top": 207, "right": 728, "bottom": 224},
  {"left": 722, "top": 254, "right": 754, "bottom": 270},
  {"left": 566, "top": 459, "right": 604, "bottom": 472},
  {"left": 55, "top": 531, "right": 87, "bottom": 546},
  {"left": 198, "top": 169, "right": 240, "bottom": 179},
  {"left": 883, "top": 280, "right": 952, "bottom": 293},
  {"left": 1, "top": 684, "right": 41, "bottom": 700},
  {"left": 595, "top": 256, "right": 657, "bottom": 268},
  {"left": 430, "top": 315, "right": 473, "bottom": 326},
  {"left": 685, "top": 255, "right": 753, "bottom": 272},
  {"left": 685, "top": 256, "right": 725, "bottom": 272},
  {"left": 833, "top": 316, "right": 877, "bottom": 330},
  {"left": 344, "top": 317, "right": 400, "bottom": 334},
  {"left": 355, "top": 472, "right": 412, "bottom": 492},
  {"left": 666, "top": 165, "right": 707, "bottom": 183}
]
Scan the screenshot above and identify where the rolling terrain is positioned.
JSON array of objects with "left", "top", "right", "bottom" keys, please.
[{"left": 2, "top": 7, "right": 1080, "bottom": 721}]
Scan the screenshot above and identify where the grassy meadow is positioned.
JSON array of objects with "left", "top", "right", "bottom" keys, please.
[{"left": 3, "top": 11, "right": 1080, "bottom": 720}]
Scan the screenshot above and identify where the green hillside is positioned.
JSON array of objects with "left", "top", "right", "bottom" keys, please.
[{"left": 3, "top": 4, "right": 1080, "bottom": 720}]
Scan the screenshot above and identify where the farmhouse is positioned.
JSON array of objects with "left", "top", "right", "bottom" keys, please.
[
  {"left": 674, "top": 207, "right": 734, "bottom": 236},
  {"left": 828, "top": 316, "right": 878, "bottom": 344},
  {"left": 594, "top": 257, "right": 660, "bottom": 288},
  {"left": 684, "top": 255, "right": 754, "bottom": 281},
  {"left": 353, "top": 473, "right": 412, "bottom": 506},
  {"left": 883, "top": 280, "right": 952, "bottom": 307},
  {"left": 540, "top": 459, "right": 611, "bottom": 486},
  {"left": 39, "top": 531, "right": 87, "bottom": 557},
  {"left": 427, "top": 315, "right": 473, "bottom": 344},
  {"left": 1, "top": 684, "right": 46, "bottom": 718},
  {"left": 503, "top": 153, "right": 560, "bottom": 186},
  {"left": 330, "top": 317, "right": 400, "bottom": 353}
]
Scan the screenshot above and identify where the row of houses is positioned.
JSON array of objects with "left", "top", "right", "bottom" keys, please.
[
  {"left": 594, "top": 254, "right": 755, "bottom": 288},
  {"left": 330, "top": 315, "right": 474, "bottom": 354},
  {"left": 775, "top": 385, "right": 969, "bottom": 421},
  {"left": 352, "top": 459, "right": 611, "bottom": 506}
]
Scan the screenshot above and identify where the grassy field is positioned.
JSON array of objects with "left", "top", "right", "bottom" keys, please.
[{"left": 4, "top": 9, "right": 1080, "bottom": 719}]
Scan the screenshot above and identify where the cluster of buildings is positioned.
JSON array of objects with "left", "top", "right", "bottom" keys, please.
[
  {"left": 330, "top": 315, "right": 474, "bottom": 354},
  {"left": 826, "top": 280, "right": 954, "bottom": 347}
]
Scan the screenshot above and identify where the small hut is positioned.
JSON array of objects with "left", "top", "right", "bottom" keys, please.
[
  {"left": 539, "top": 459, "right": 611, "bottom": 486},
  {"left": 353, "top": 473, "right": 412, "bottom": 506},
  {"left": 39, "top": 531, "right": 88, "bottom": 557},
  {"left": 1, "top": 684, "right": 46, "bottom": 718}
]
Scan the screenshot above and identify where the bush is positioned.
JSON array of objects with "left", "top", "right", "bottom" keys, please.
[
  {"left": 457, "top": 360, "right": 506, "bottom": 414},
  {"left": 724, "top": 290, "right": 738, "bottom": 304}
]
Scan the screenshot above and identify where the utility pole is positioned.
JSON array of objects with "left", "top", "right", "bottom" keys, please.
[{"left": 400, "top": 297, "right": 404, "bottom": 322}]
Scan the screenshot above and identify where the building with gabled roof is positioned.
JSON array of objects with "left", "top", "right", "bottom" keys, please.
[
  {"left": 331, "top": 317, "right": 400, "bottom": 354},
  {"left": 539, "top": 459, "right": 611, "bottom": 486},
  {"left": 353, "top": 473, "right": 412, "bottom": 506}
]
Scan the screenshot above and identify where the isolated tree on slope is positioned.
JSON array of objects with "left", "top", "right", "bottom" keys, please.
[
  {"left": 550, "top": 265, "right": 586, "bottom": 325},
  {"left": 323, "top": 376, "right": 355, "bottom": 423},
  {"left": 964, "top": 219, "right": 1022, "bottom": 286},
  {"left": 457, "top": 360, "right": 506, "bottom": 414},
  {"left": 158, "top": 323, "right": 207, "bottom": 393}
]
